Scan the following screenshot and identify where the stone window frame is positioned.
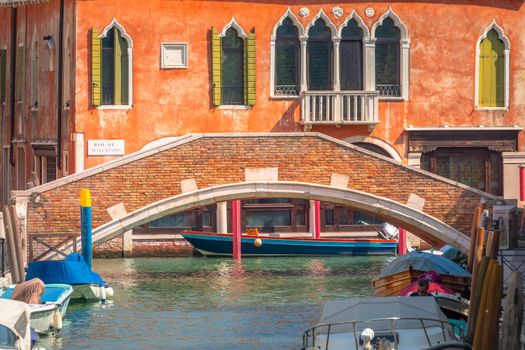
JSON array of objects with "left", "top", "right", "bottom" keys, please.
[
  {"left": 269, "top": 9, "right": 304, "bottom": 99},
  {"left": 474, "top": 21, "right": 510, "bottom": 111},
  {"left": 97, "top": 18, "right": 134, "bottom": 110},
  {"left": 216, "top": 18, "right": 252, "bottom": 109},
  {"left": 370, "top": 7, "right": 410, "bottom": 101}
]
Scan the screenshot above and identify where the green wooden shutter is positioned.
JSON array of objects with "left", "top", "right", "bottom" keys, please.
[
  {"left": 16, "top": 45, "right": 25, "bottom": 102},
  {"left": 245, "top": 30, "right": 256, "bottom": 106},
  {"left": 494, "top": 34, "right": 504, "bottom": 107},
  {"left": 0, "top": 49, "right": 6, "bottom": 104},
  {"left": 211, "top": 27, "right": 221, "bottom": 106},
  {"left": 91, "top": 28, "right": 102, "bottom": 106}
]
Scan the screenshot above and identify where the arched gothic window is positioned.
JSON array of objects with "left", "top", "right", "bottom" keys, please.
[
  {"left": 221, "top": 28, "right": 244, "bottom": 105},
  {"left": 340, "top": 20, "right": 363, "bottom": 91},
  {"left": 274, "top": 18, "right": 300, "bottom": 96},
  {"left": 478, "top": 29, "right": 505, "bottom": 108},
  {"left": 375, "top": 18, "right": 401, "bottom": 97},
  {"left": 91, "top": 21, "right": 133, "bottom": 107},
  {"left": 307, "top": 19, "right": 333, "bottom": 91}
]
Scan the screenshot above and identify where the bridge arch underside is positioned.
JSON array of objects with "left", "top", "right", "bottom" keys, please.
[{"left": 93, "top": 182, "right": 470, "bottom": 251}]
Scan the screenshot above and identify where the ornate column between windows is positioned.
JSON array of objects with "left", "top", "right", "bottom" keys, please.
[
  {"left": 332, "top": 37, "right": 341, "bottom": 91},
  {"left": 299, "top": 36, "right": 308, "bottom": 92}
]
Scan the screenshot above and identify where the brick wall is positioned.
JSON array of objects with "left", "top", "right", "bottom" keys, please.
[{"left": 23, "top": 135, "right": 494, "bottom": 256}]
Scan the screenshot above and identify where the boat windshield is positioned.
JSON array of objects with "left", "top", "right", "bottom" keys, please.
[{"left": 0, "top": 325, "right": 17, "bottom": 349}]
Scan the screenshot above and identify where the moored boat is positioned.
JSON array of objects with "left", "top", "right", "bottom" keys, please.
[
  {"left": 1, "top": 283, "right": 73, "bottom": 335},
  {"left": 26, "top": 253, "right": 113, "bottom": 302},
  {"left": 373, "top": 251, "right": 471, "bottom": 297},
  {"left": 181, "top": 231, "right": 398, "bottom": 257},
  {"left": 0, "top": 299, "right": 34, "bottom": 350},
  {"left": 302, "top": 297, "right": 467, "bottom": 350}
]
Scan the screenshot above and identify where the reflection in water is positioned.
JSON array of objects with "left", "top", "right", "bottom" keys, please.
[{"left": 41, "top": 256, "right": 391, "bottom": 350}]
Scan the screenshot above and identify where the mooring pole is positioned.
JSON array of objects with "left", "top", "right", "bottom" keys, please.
[
  {"left": 398, "top": 228, "right": 407, "bottom": 255},
  {"left": 232, "top": 200, "right": 241, "bottom": 260},
  {"left": 80, "top": 189, "right": 93, "bottom": 269},
  {"left": 519, "top": 164, "right": 525, "bottom": 202},
  {"left": 314, "top": 200, "right": 321, "bottom": 239}
]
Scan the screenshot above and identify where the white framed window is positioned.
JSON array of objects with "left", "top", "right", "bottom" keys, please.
[
  {"left": 160, "top": 42, "right": 188, "bottom": 69},
  {"left": 371, "top": 8, "right": 410, "bottom": 100},
  {"left": 91, "top": 18, "right": 133, "bottom": 109},
  {"left": 270, "top": 9, "right": 304, "bottom": 98},
  {"left": 475, "top": 21, "right": 510, "bottom": 110}
]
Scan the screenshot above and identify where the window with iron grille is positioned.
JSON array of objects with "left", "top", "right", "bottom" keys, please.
[
  {"left": 33, "top": 146, "right": 57, "bottom": 185},
  {"left": 99, "top": 27, "right": 129, "bottom": 106},
  {"left": 221, "top": 28, "right": 244, "bottom": 105},
  {"left": 275, "top": 18, "right": 300, "bottom": 96},
  {"left": 340, "top": 20, "right": 363, "bottom": 91},
  {"left": 375, "top": 18, "right": 401, "bottom": 97},
  {"left": 307, "top": 19, "right": 333, "bottom": 91}
]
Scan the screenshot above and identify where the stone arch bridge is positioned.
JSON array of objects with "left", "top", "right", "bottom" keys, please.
[{"left": 13, "top": 133, "right": 504, "bottom": 257}]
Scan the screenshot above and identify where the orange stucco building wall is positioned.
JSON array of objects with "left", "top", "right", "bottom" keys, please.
[
  {"left": 73, "top": 0, "right": 525, "bottom": 169},
  {"left": 0, "top": 0, "right": 524, "bottom": 201}
]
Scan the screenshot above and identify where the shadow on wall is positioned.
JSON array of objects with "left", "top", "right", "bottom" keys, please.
[
  {"left": 271, "top": 99, "right": 301, "bottom": 132},
  {"left": 203, "top": 0, "right": 523, "bottom": 11}
]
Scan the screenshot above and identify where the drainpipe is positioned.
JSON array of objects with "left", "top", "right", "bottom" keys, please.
[
  {"left": 8, "top": 7, "right": 17, "bottom": 166},
  {"left": 56, "top": 0, "right": 65, "bottom": 171}
]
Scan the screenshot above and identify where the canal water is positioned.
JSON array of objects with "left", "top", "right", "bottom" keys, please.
[{"left": 41, "top": 256, "right": 391, "bottom": 350}]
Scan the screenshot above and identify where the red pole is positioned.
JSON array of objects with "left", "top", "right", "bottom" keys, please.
[
  {"left": 314, "top": 200, "right": 321, "bottom": 239},
  {"left": 232, "top": 200, "right": 241, "bottom": 260},
  {"left": 398, "top": 228, "right": 407, "bottom": 255},
  {"left": 520, "top": 164, "right": 525, "bottom": 201}
]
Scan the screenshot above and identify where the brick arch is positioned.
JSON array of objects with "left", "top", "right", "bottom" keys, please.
[{"left": 17, "top": 133, "right": 501, "bottom": 256}]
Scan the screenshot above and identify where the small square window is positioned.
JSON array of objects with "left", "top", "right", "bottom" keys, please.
[{"left": 160, "top": 42, "right": 188, "bottom": 69}]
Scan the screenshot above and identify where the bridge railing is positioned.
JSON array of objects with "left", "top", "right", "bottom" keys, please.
[{"left": 28, "top": 233, "right": 77, "bottom": 262}]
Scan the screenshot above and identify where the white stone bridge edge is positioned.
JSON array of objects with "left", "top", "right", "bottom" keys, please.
[{"left": 41, "top": 181, "right": 470, "bottom": 259}]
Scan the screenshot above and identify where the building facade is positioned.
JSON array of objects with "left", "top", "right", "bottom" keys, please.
[{"left": 1, "top": 0, "right": 524, "bottom": 238}]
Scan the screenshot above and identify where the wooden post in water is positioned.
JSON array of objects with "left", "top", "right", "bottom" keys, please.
[
  {"left": 8, "top": 206, "right": 25, "bottom": 281},
  {"left": 397, "top": 228, "right": 407, "bottom": 255},
  {"left": 519, "top": 164, "right": 525, "bottom": 202},
  {"left": 80, "top": 189, "right": 93, "bottom": 269},
  {"left": 314, "top": 200, "right": 321, "bottom": 240},
  {"left": 2, "top": 208, "right": 20, "bottom": 283},
  {"left": 500, "top": 272, "right": 524, "bottom": 350},
  {"left": 467, "top": 206, "right": 481, "bottom": 270},
  {"left": 231, "top": 200, "right": 241, "bottom": 260}
]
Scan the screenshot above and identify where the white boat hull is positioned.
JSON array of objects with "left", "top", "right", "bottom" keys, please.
[{"left": 28, "top": 304, "right": 57, "bottom": 334}]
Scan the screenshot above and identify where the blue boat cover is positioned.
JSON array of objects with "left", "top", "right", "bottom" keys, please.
[
  {"left": 2, "top": 285, "right": 69, "bottom": 303},
  {"left": 380, "top": 251, "right": 471, "bottom": 278},
  {"left": 26, "top": 254, "right": 105, "bottom": 286}
]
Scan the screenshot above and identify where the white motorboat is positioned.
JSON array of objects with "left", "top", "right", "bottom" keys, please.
[
  {"left": 302, "top": 297, "right": 468, "bottom": 350},
  {"left": 1, "top": 284, "right": 73, "bottom": 335},
  {"left": 0, "top": 299, "right": 40, "bottom": 350}
]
